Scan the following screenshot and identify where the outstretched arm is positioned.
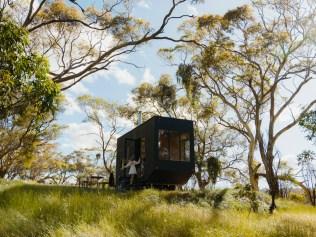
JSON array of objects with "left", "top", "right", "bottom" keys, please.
[{"left": 122, "top": 161, "right": 131, "bottom": 169}]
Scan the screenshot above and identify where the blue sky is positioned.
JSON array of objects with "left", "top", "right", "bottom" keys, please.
[{"left": 57, "top": 0, "right": 315, "bottom": 170}]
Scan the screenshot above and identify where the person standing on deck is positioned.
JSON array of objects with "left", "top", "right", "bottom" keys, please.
[{"left": 122, "top": 158, "right": 140, "bottom": 185}]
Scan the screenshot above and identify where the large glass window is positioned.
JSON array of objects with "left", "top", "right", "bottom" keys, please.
[
  {"left": 159, "top": 130, "right": 190, "bottom": 161},
  {"left": 139, "top": 138, "right": 146, "bottom": 177},
  {"left": 170, "top": 131, "right": 180, "bottom": 161},
  {"left": 158, "top": 130, "right": 169, "bottom": 160},
  {"left": 140, "top": 138, "right": 146, "bottom": 160},
  {"left": 180, "top": 133, "right": 190, "bottom": 161},
  {"left": 126, "top": 139, "right": 135, "bottom": 160}
]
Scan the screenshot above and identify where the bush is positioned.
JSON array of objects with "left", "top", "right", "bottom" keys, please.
[
  {"left": 162, "top": 187, "right": 270, "bottom": 212},
  {"left": 289, "top": 192, "right": 306, "bottom": 203}
]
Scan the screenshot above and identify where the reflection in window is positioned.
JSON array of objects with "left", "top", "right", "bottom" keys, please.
[
  {"left": 126, "top": 139, "right": 135, "bottom": 160},
  {"left": 170, "top": 131, "right": 180, "bottom": 161},
  {"left": 140, "top": 138, "right": 146, "bottom": 176},
  {"left": 159, "top": 130, "right": 169, "bottom": 160},
  {"left": 159, "top": 130, "right": 190, "bottom": 161},
  {"left": 180, "top": 133, "right": 190, "bottom": 161},
  {"left": 140, "top": 138, "right": 146, "bottom": 160}
]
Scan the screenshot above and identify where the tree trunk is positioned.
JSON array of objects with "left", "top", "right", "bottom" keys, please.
[
  {"left": 195, "top": 172, "right": 207, "bottom": 190},
  {"left": 269, "top": 191, "right": 277, "bottom": 213},
  {"left": 267, "top": 175, "right": 279, "bottom": 213},
  {"left": 195, "top": 157, "right": 208, "bottom": 190},
  {"left": 249, "top": 166, "right": 259, "bottom": 191},
  {"left": 278, "top": 175, "right": 316, "bottom": 206},
  {"left": 102, "top": 149, "right": 107, "bottom": 171},
  {"left": 199, "top": 182, "right": 207, "bottom": 190},
  {"left": 248, "top": 141, "right": 259, "bottom": 191},
  {"left": 264, "top": 154, "right": 279, "bottom": 213},
  {"left": 257, "top": 131, "right": 279, "bottom": 213},
  {"left": 0, "top": 169, "right": 6, "bottom": 178}
]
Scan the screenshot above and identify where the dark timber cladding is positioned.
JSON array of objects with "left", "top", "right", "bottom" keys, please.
[{"left": 116, "top": 116, "right": 195, "bottom": 188}]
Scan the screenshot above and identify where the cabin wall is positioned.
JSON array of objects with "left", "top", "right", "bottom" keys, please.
[
  {"left": 116, "top": 118, "right": 156, "bottom": 184},
  {"left": 146, "top": 117, "right": 195, "bottom": 185}
]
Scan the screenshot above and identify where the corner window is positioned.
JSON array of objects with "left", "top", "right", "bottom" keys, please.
[
  {"left": 139, "top": 138, "right": 146, "bottom": 177},
  {"left": 180, "top": 133, "right": 190, "bottom": 161},
  {"left": 126, "top": 139, "right": 135, "bottom": 160},
  {"left": 158, "top": 130, "right": 169, "bottom": 160},
  {"left": 159, "top": 130, "right": 190, "bottom": 161},
  {"left": 140, "top": 138, "right": 146, "bottom": 160}
]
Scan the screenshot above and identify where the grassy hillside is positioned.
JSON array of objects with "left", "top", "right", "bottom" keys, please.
[{"left": 0, "top": 180, "right": 315, "bottom": 237}]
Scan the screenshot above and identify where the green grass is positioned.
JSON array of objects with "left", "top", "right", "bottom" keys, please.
[{"left": 0, "top": 180, "right": 316, "bottom": 237}]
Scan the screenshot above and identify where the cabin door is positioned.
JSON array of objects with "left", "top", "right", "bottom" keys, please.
[
  {"left": 124, "top": 138, "right": 141, "bottom": 177},
  {"left": 125, "top": 139, "right": 140, "bottom": 160}
]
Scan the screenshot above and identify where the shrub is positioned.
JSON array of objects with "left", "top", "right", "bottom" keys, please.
[{"left": 289, "top": 192, "right": 306, "bottom": 203}]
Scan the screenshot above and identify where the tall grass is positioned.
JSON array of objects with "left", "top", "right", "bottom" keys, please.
[{"left": 0, "top": 181, "right": 315, "bottom": 237}]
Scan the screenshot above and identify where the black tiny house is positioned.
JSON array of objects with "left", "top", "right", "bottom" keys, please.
[{"left": 116, "top": 116, "right": 195, "bottom": 189}]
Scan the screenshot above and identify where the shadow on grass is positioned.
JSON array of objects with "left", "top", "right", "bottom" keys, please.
[{"left": 163, "top": 188, "right": 228, "bottom": 209}]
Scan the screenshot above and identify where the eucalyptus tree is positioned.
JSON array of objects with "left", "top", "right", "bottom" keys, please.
[
  {"left": 15, "top": 148, "right": 98, "bottom": 184},
  {"left": 300, "top": 111, "right": 316, "bottom": 143},
  {"left": 0, "top": 20, "right": 61, "bottom": 178},
  {"left": 297, "top": 150, "right": 316, "bottom": 206},
  {"left": 77, "top": 95, "right": 125, "bottom": 174},
  {"left": 168, "top": 0, "right": 316, "bottom": 212},
  {"left": 0, "top": 0, "right": 199, "bottom": 90},
  {"left": 124, "top": 75, "right": 246, "bottom": 189},
  {"left": 296, "top": 111, "right": 316, "bottom": 205}
]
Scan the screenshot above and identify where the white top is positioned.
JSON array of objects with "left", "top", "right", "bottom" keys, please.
[{"left": 125, "top": 160, "right": 140, "bottom": 175}]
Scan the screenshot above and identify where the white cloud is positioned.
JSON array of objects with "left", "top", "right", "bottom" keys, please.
[
  {"left": 61, "top": 82, "right": 91, "bottom": 116},
  {"left": 84, "top": 66, "right": 136, "bottom": 86},
  {"left": 68, "top": 82, "right": 90, "bottom": 96},
  {"left": 63, "top": 93, "right": 82, "bottom": 116},
  {"left": 186, "top": 4, "right": 198, "bottom": 16},
  {"left": 137, "top": 0, "right": 150, "bottom": 9},
  {"left": 112, "top": 67, "right": 137, "bottom": 85},
  {"left": 117, "top": 117, "right": 134, "bottom": 130},
  {"left": 141, "top": 68, "right": 156, "bottom": 83},
  {"left": 60, "top": 117, "right": 133, "bottom": 152},
  {"left": 84, "top": 70, "right": 107, "bottom": 84},
  {"left": 61, "top": 122, "right": 99, "bottom": 150},
  {"left": 126, "top": 92, "right": 136, "bottom": 105}
]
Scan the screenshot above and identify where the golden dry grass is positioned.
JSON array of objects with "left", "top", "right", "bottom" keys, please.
[{"left": 0, "top": 181, "right": 315, "bottom": 237}]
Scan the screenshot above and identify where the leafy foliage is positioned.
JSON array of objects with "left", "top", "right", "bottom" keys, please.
[
  {"left": 0, "top": 19, "right": 61, "bottom": 178},
  {"left": 234, "top": 184, "right": 259, "bottom": 212},
  {"left": 0, "top": 20, "right": 60, "bottom": 119},
  {"left": 297, "top": 150, "right": 316, "bottom": 206},
  {"left": 77, "top": 95, "right": 124, "bottom": 174},
  {"left": 299, "top": 111, "right": 316, "bottom": 142},
  {"left": 19, "top": 148, "right": 99, "bottom": 184},
  {"left": 1, "top": 0, "right": 195, "bottom": 89},
  {"left": 164, "top": 1, "right": 316, "bottom": 212}
]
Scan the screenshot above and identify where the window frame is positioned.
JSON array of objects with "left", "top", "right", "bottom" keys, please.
[{"left": 158, "top": 129, "right": 190, "bottom": 162}]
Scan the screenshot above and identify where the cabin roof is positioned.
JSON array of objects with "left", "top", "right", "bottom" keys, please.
[{"left": 117, "top": 116, "right": 193, "bottom": 140}]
